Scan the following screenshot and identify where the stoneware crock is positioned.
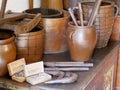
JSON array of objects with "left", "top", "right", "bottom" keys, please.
[
  {"left": 66, "top": 21, "right": 97, "bottom": 61},
  {"left": 0, "top": 29, "right": 16, "bottom": 76},
  {"left": 42, "top": 10, "right": 70, "bottom": 54}
]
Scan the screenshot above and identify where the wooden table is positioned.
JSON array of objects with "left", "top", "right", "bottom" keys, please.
[{"left": 0, "top": 42, "right": 119, "bottom": 90}]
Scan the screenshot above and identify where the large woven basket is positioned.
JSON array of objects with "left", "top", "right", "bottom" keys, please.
[{"left": 82, "top": 1, "right": 117, "bottom": 48}]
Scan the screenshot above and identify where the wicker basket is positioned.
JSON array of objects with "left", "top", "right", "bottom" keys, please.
[{"left": 82, "top": 1, "right": 117, "bottom": 48}]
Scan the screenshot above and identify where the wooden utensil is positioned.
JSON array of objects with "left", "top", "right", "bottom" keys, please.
[
  {"left": 68, "top": 8, "right": 78, "bottom": 26},
  {"left": 0, "top": 13, "right": 41, "bottom": 34},
  {"left": 0, "top": 0, "right": 7, "bottom": 18},
  {"left": 45, "top": 67, "right": 89, "bottom": 71},
  {"left": 88, "top": 0, "right": 102, "bottom": 26},
  {"left": 78, "top": 3, "right": 84, "bottom": 26},
  {"left": 44, "top": 62, "right": 93, "bottom": 67}
]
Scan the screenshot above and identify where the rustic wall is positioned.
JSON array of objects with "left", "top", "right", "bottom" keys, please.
[{"left": 0, "top": 0, "right": 41, "bottom": 12}]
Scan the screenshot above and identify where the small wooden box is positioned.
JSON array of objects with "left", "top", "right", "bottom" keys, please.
[
  {"left": 24, "top": 61, "right": 52, "bottom": 85},
  {"left": 7, "top": 58, "right": 26, "bottom": 82}
]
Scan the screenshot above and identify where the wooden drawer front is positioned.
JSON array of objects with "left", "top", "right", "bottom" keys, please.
[
  {"left": 84, "top": 49, "right": 118, "bottom": 90},
  {"left": 116, "top": 48, "right": 120, "bottom": 90}
]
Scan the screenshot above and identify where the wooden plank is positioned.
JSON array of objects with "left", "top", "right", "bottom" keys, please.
[
  {"left": 45, "top": 67, "right": 89, "bottom": 71},
  {"left": 29, "top": 0, "right": 33, "bottom": 9},
  {"left": 0, "top": 0, "right": 7, "bottom": 18},
  {"left": 44, "top": 62, "right": 93, "bottom": 67}
]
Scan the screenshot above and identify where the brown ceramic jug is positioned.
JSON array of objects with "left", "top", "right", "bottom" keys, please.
[
  {"left": 42, "top": 11, "right": 70, "bottom": 54},
  {"left": 67, "top": 22, "right": 97, "bottom": 61},
  {"left": 0, "top": 30, "right": 16, "bottom": 76},
  {"left": 110, "top": 16, "right": 120, "bottom": 41},
  {"left": 16, "top": 26, "right": 45, "bottom": 64},
  {"left": 24, "top": 9, "right": 70, "bottom": 54}
]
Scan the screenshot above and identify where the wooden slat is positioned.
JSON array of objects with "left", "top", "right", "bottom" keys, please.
[
  {"left": 29, "top": 0, "right": 33, "bottom": 9},
  {"left": 0, "top": 0, "right": 7, "bottom": 18}
]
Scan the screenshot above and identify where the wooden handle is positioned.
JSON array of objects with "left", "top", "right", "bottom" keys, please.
[
  {"left": 78, "top": 3, "right": 84, "bottom": 26},
  {"left": 15, "top": 13, "right": 41, "bottom": 34},
  {"left": 88, "top": 0, "right": 102, "bottom": 26},
  {"left": 0, "top": 0, "right": 7, "bottom": 18},
  {"left": 68, "top": 8, "right": 78, "bottom": 26}
]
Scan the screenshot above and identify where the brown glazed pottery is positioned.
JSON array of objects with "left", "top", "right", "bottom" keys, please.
[
  {"left": 0, "top": 30, "right": 16, "bottom": 76},
  {"left": 24, "top": 8, "right": 63, "bottom": 18},
  {"left": 66, "top": 22, "right": 97, "bottom": 61},
  {"left": 82, "top": 1, "right": 118, "bottom": 48},
  {"left": 16, "top": 26, "right": 45, "bottom": 63},
  {"left": 42, "top": 10, "right": 70, "bottom": 54},
  {"left": 110, "top": 16, "right": 120, "bottom": 41},
  {"left": 24, "top": 9, "right": 70, "bottom": 54},
  {"left": 41, "top": 0, "right": 63, "bottom": 10}
]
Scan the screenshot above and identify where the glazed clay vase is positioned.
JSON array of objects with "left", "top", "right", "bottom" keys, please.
[
  {"left": 110, "top": 16, "right": 120, "bottom": 41},
  {"left": 16, "top": 26, "right": 45, "bottom": 64},
  {"left": 24, "top": 9, "right": 70, "bottom": 54},
  {"left": 67, "top": 22, "right": 97, "bottom": 61},
  {"left": 42, "top": 11, "right": 70, "bottom": 54},
  {"left": 0, "top": 30, "right": 16, "bottom": 76}
]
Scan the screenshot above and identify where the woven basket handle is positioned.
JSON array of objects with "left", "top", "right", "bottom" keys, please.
[
  {"left": 114, "top": 4, "right": 119, "bottom": 17},
  {"left": 14, "top": 13, "right": 41, "bottom": 34}
]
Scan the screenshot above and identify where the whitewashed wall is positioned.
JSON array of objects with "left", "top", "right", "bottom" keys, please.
[{"left": 0, "top": 0, "right": 41, "bottom": 12}]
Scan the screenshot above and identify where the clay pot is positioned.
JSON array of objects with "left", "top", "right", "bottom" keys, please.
[
  {"left": 16, "top": 26, "right": 45, "bottom": 63},
  {"left": 24, "top": 8, "right": 70, "bottom": 54},
  {"left": 0, "top": 30, "right": 16, "bottom": 76},
  {"left": 42, "top": 10, "right": 70, "bottom": 54},
  {"left": 41, "top": 0, "right": 63, "bottom": 10},
  {"left": 82, "top": 1, "right": 118, "bottom": 48},
  {"left": 24, "top": 8, "right": 63, "bottom": 18},
  {"left": 66, "top": 21, "right": 97, "bottom": 61},
  {"left": 110, "top": 16, "right": 120, "bottom": 41}
]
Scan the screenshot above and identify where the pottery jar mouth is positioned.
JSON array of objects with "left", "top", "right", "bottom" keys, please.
[
  {"left": 24, "top": 8, "right": 63, "bottom": 18},
  {"left": 42, "top": 10, "right": 70, "bottom": 21},
  {"left": 68, "top": 21, "right": 95, "bottom": 30},
  {"left": 0, "top": 29, "right": 15, "bottom": 45}
]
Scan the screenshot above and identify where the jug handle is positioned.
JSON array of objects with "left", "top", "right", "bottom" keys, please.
[
  {"left": 69, "top": 30, "right": 76, "bottom": 43},
  {"left": 114, "top": 4, "right": 119, "bottom": 17}
]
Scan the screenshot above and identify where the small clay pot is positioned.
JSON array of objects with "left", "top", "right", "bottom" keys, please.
[
  {"left": 24, "top": 8, "right": 63, "bottom": 18},
  {"left": 66, "top": 21, "right": 97, "bottom": 61},
  {"left": 0, "top": 30, "right": 16, "bottom": 76},
  {"left": 16, "top": 26, "right": 45, "bottom": 63}
]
